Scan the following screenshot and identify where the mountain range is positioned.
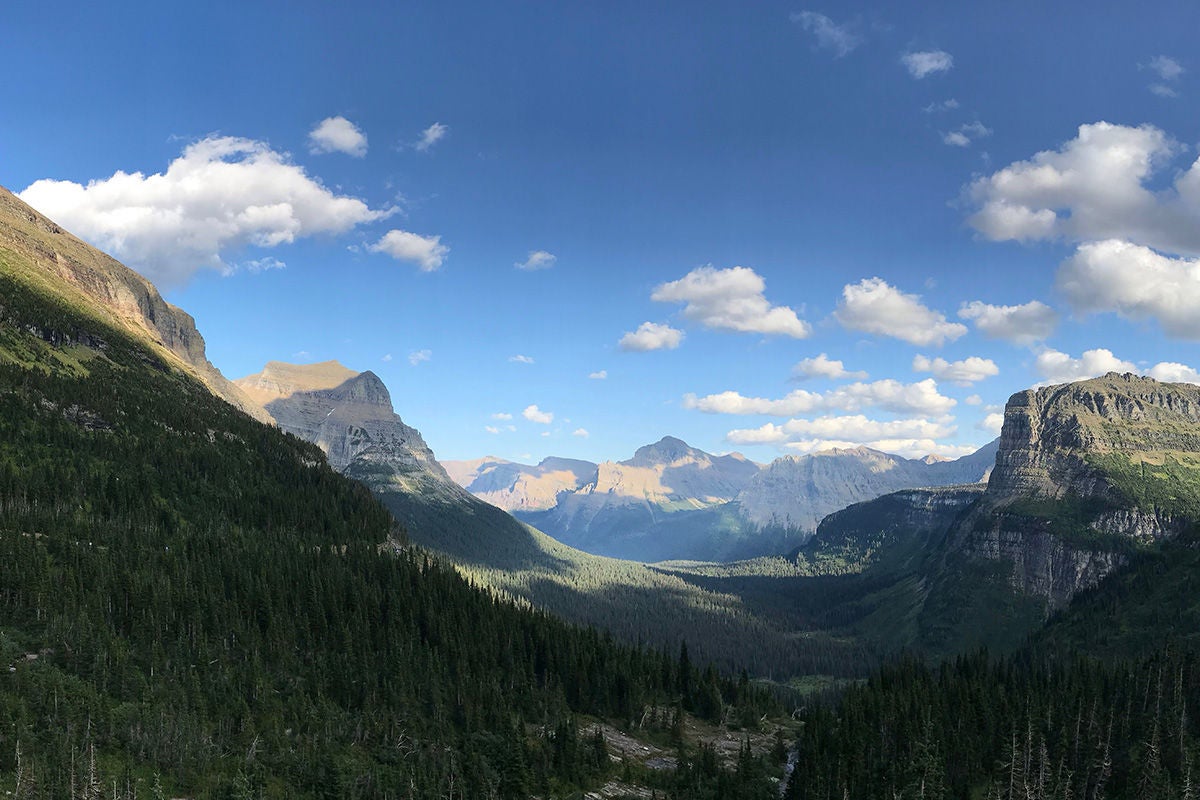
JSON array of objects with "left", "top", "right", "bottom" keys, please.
[{"left": 445, "top": 436, "right": 997, "bottom": 562}]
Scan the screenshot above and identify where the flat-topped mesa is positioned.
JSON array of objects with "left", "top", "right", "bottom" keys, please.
[
  {"left": 0, "top": 185, "right": 271, "bottom": 423},
  {"left": 987, "top": 372, "right": 1200, "bottom": 506}
]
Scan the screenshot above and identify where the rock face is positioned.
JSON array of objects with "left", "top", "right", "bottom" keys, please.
[
  {"left": 441, "top": 456, "right": 598, "bottom": 512},
  {"left": 989, "top": 372, "right": 1200, "bottom": 508},
  {"left": 0, "top": 185, "right": 270, "bottom": 423},
  {"left": 235, "top": 361, "right": 456, "bottom": 488},
  {"left": 952, "top": 373, "right": 1200, "bottom": 608},
  {"left": 735, "top": 443, "right": 997, "bottom": 531}
]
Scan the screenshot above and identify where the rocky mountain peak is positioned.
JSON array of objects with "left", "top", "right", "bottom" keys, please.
[{"left": 629, "top": 435, "right": 698, "bottom": 466}]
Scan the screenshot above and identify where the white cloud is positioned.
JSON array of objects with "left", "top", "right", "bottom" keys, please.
[
  {"left": 684, "top": 377, "right": 956, "bottom": 418},
  {"left": 902, "top": 50, "right": 953, "bottom": 79},
  {"left": 308, "top": 116, "right": 368, "bottom": 157},
  {"left": 792, "top": 353, "right": 868, "bottom": 381},
  {"left": 18, "top": 135, "right": 388, "bottom": 288},
  {"left": 491, "top": 412, "right": 513, "bottom": 420},
  {"left": 1034, "top": 348, "right": 1137, "bottom": 384},
  {"left": 523, "top": 404, "right": 554, "bottom": 424},
  {"left": 509, "top": 354, "right": 535, "bottom": 364},
  {"left": 726, "top": 415, "right": 955, "bottom": 446},
  {"left": 923, "top": 98, "right": 960, "bottom": 113},
  {"left": 415, "top": 122, "right": 448, "bottom": 152},
  {"left": 789, "top": 11, "right": 861, "bottom": 58},
  {"left": 515, "top": 250, "right": 556, "bottom": 270},
  {"left": 240, "top": 256, "right": 286, "bottom": 273},
  {"left": 912, "top": 355, "right": 999, "bottom": 386},
  {"left": 965, "top": 394, "right": 983, "bottom": 405},
  {"left": 651, "top": 265, "right": 810, "bottom": 338},
  {"left": 381, "top": 353, "right": 393, "bottom": 362},
  {"left": 619, "top": 322, "right": 685, "bottom": 352},
  {"left": 1058, "top": 240, "right": 1200, "bottom": 339},
  {"left": 834, "top": 277, "right": 966, "bottom": 346},
  {"left": 485, "top": 426, "right": 501, "bottom": 435},
  {"left": 958, "top": 300, "right": 1058, "bottom": 345},
  {"left": 1147, "top": 361, "right": 1200, "bottom": 384},
  {"left": 1146, "top": 55, "right": 1184, "bottom": 81},
  {"left": 572, "top": 428, "right": 590, "bottom": 438},
  {"left": 978, "top": 413, "right": 1005, "bottom": 435},
  {"left": 589, "top": 370, "right": 608, "bottom": 380},
  {"left": 1150, "top": 84, "right": 1179, "bottom": 98},
  {"left": 408, "top": 349, "right": 432, "bottom": 366},
  {"left": 965, "top": 122, "right": 1200, "bottom": 255},
  {"left": 369, "top": 229, "right": 449, "bottom": 271},
  {"left": 943, "top": 121, "right": 991, "bottom": 147}
]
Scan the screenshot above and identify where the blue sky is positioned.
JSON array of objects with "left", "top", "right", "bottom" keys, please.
[{"left": 4, "top": 1, "right": 1200, "bottom": 464}]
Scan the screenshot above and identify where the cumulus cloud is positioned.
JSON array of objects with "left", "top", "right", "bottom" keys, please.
[
  {"left": 958, "top": 300, "right": 1058, "bottom": 345},
  {"left": 515, "top": 250, "right": 556, "bottom": 270},
  {"left": 793, "top": 353, "right": 868, "bottom": 381},
  {"left": 1146, "top": 55, "right": 1184, "bottom": 81},
  {"left": 965, "top": 394, "right": 983, "bottom": 405},
  {"left": 943, "top": 121, "right": 992, "bottom": 148},
  {"left": 1150, "top": 84, "right": 1179, "bottom": 98},
  {"left": 789, "top": 11, "right": 861, "bottom": 57},
  {"left": 978, "top": 413, "right": 1005, "bottom": 435},
  {"left": 902, "top": 50, "right": 953, "bottom": 79},
  {"left": 485, "top": 426, "right": 501, "bottom": 435},
  {"left": 1057, "top": 240, "right": 1200, "bottom": 338},
  {"left": 408, "top": 349, "right": 432, "bottom": 366},
  {"left": 415, "top": 122, "right": 448, "bottom": 152},
  {"left": 965, "top": 122, "right": 1200, "bottom": 255},
  {"left": 509, "top": 354, "right": 535, "bottom": 364},
  {"left": 369, "top": 229, "right": 449, "bottom": 271},
  {"left": 726, "top": 415, "right": 955, "bottom": 446},
  {"left": 619, "top": 322, "right": 685, "bottom": 352},
  {"left": 572, "top": 428, "right": 590, "bottom": 438},
  {"left": 308, "top": 116, "right": 368, "bottom": 157},
  {"left": 684, "top": 377, "right": 956, "bottom": 418},
  {"left": 1035, "top": 348, "right": 1200, "bottom": 386},
  {"left": 651, "top": 266, "right": 810, "bottom": 338},
  {"left": 1147, "top": 361, "right": 1200, "bottom": 384},
  {"left": 18, "top": 135, "right": 389, "bottom": 288},
  {"left": 923, "top": 98, "right": 960, "bottom": 113},
  {"left": 1034, "top": 348, "right": 1136, "bottom": 384},
  {"left": 523, "top": 404, "right": 554, "bottom": 424},
  {"left": 834, "top": 277, "right": 966, "bottom": 346},
  {"left": 491, "top": 412, "right": 513, "bottom": 420},
  {"left": 589, "top": 370, "right": 608, "bottom": 380},
  {"left": 912, "top": 355, "right": 999, "bottom": 385}
]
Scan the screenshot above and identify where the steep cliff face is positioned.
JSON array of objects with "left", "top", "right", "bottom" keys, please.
[
  {"left": 989, "top": 372, "right": 1200, "bottom": 509},
  {"left": 951, "top": 373, "right": 1200, "bottom": 609},
  {"left": 235, "top": 361, "right": 455, "bottom": 488},
  {"left": 0, "top": 185, "right": 270, "bottom": 423}
]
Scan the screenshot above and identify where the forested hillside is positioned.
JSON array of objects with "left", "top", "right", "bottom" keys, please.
[{"left": 0, "top": 249, "right": 786, "bottom": 796}]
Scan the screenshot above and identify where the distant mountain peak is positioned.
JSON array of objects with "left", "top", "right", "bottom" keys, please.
[{"left": 629, "top": 435, "right": 702, "bottom": 466}]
